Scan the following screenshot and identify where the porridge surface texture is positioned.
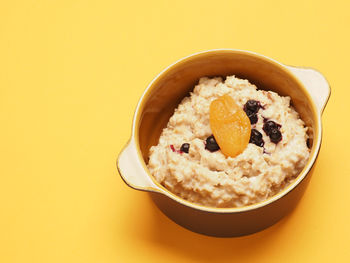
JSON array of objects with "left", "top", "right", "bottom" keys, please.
[{"left": 147, "top": 76, "right": 310, "bottom": 208}]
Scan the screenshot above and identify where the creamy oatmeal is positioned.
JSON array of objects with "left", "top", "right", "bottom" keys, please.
[{"left": 147, "top": 76, "right": 310, "bottom": 208}]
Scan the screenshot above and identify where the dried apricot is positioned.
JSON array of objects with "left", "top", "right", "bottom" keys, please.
[{"left": 209, "top": 94, "right": 251, "bottom": 157}]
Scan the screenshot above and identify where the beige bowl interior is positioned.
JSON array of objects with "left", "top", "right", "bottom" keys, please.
[{"left": 137, "top": 50, "right": 316, "bottom": 171}]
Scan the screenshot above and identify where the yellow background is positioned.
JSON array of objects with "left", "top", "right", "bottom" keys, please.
[{"left": 1, "top": 0, "right": 349, "bottom": 262}]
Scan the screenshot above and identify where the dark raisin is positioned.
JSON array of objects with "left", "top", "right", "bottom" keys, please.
[
  {"left": 249, "top": 129, "right": 264, "bottom": 147},
  {"left": 263, "top": 120, "right": 281, "bottom": 135},
  {"left": 306, "top": 138, "right": 311, "bottom": 148},
  {"left": 180, "top": 143, "right": 190, "bottom": 153},
  {"left": 248, "top": 113, "right": 258, "bottom": 124},
  {"left": 244, "top": 100, "right": 261, "bottom": 125},
  {"left": 205, "top": 135, "right": 220, "bottom": 152},
  {"left": 244, "top": 100, "right": 260, "bottom": 114},
  {"left": 269, "top": 129, "right": 282, "bottom": 144}
]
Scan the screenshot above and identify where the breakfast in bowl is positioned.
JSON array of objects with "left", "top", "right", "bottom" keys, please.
[
  {"left": 147, "top": 75, "right": 310, "bottom": 208},
  {"left": 118, "top": 49, "right": 329, "bottom": 236}
]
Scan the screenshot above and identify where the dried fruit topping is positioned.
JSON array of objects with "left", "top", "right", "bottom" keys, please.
[
  {"left": 244, "top": 100, "right": 261, "bottom": 125},
  {"left": 263, "top": 120, "right": 282, "bottom": 144},
  {"left": 263, "top": 120, "right": 281, "bottom": 135},
  {"left": 249, "top": 129, "right": 264, "bottom": 147},
  {"left": 180, "top": 143, "right": 190, "bottom": 153},
  {"left": 269, "top": 129, "right": 282, "bottom": 144},
  {"left": 244, "top": 100, "right": 261, "bottom": 113},
  {"left": 248, "top": 113, "right": 258, "bottom": 125},
  {"left": 209, "top": 94, "right": 251, "bottom": 157},
  {"left": 205, "top": 135, "right": 220, "bottom": 152},
  {"left": 170, "top": 144, "right": 183, "bottom": 154},
  {"left": 307, "top": 138, "right": 311, "bottom": 148}
]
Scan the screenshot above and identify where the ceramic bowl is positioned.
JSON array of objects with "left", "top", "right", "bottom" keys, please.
[{"left": 117, "top": 49, "right": 330, "bottom": 237}]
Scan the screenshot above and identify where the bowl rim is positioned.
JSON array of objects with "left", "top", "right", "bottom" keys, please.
[{"left": 129, "top": 48, "right": 323, "bottom": 213}]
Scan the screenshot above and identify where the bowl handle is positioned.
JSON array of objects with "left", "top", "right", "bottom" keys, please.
[
  {"left": 286, "top": 66, "right": 330, "bottom": 114},
  {"left": 117, "top": 139, "right": 160, "bottom": 192}
]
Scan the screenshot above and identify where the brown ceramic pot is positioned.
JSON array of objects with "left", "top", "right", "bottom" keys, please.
[{"left": 117, "top": 49, "right": 330, "bottom": 237}]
